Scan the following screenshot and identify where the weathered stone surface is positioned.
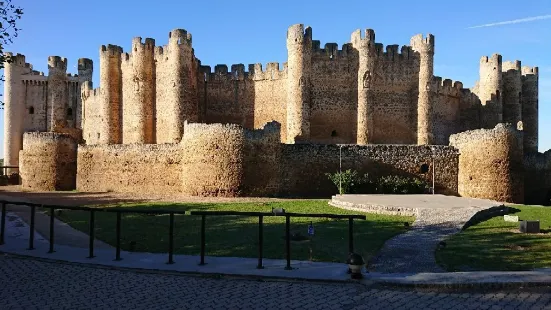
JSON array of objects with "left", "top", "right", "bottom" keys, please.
[
  {"left": 77, "top": 143, "right": 182, "bottom": 194},
  {"left": 19, "top": 132, "right": 77, "bottom": 191},
  {"left": 450, "top": 123, "right": 524, "bottom": 203}
]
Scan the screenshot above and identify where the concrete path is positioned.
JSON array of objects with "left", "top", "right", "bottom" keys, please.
[{"left": 330, "top": 194, "right": 505, "bottom": 273}]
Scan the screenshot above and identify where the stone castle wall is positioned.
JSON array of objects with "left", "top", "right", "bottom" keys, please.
[
  {"left": 19, "top": 132, "right": 78, "bottom": 191},
  {"left": 524, "top": 150, "right": 551, "bottom": 205},
  {"left": 77, "top": 143, "right": 182, "bottom": 193},
  {"left": 74, "top": 122, "right": 459, "bottom": 197},
  {"left": 280, "top": 144, "right": 459, "bottom": 197},
  {"left": 450, "top": 123, "right": 525, "bottom": 203}
]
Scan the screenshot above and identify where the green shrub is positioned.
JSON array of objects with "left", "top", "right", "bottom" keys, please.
[
  {"left": 326, "top": 169, "right": 429, "bottom": 195},
  {"left": 376, "top": 175, "right": 429, "bottom": 194},
  {"left": 325, "top": 169, "right": 362, "bottom": 194}
]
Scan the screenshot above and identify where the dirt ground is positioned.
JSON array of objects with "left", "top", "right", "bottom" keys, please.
[{"left": 0, "top": 185, "right": 309, "bottom": 207}]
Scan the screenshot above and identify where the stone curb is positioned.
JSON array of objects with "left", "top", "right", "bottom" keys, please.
[{"left": 0, "top": 251, "right": 364, "bottom": 286}]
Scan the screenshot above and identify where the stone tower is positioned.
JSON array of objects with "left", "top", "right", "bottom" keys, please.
[
  {"left": 286, "top": 24, "right": 312, "bottom": 144},
  {"left": 501, "top": 60, "right": 522, "bottom": 126},
  {"left": 77, "top": 58, "right": 94, "bottom": 129},
  {"left": 521, "top": 66, "right": 539, "bottom": 153},
  {"left": 155, "top": 29, "right": 194, "bottom": 144},
  {"left": 351, "top": 29, "right": 376, "bottom": 145},
  {"left": 478, "top": 54, "right": 503, "bottom": 128},
  {"left": 124, "top": 37, "right": 156, "bottom": 144},
  {"left": 99, "top": 44, "right": 123, "bottom": 144},
  {"left": 3, "top": 53, "right": 28, "bottom": 172},
  {"left": 410, "top": 34, "right": 435, "bottom": 145},
  {"left": 47, "top": 56, "right": 69, "bottom": 130}
]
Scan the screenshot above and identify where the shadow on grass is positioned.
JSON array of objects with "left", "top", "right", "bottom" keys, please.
[
  {"left": 56, "top": 202, "right": 412, "bottom": 264},
  {"left": 437, "top": 205, "right": 551, "bottom": 271}
]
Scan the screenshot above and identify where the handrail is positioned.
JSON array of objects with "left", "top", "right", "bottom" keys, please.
[{"left": 0, "top": 199, "right": 367, "bottom": 270}]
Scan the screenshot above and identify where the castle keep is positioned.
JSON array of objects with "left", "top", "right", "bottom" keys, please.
[{"left": 4, "top": 24, "right": 548, "bottom": 204}]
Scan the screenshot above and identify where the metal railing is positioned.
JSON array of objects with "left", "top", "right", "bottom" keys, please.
[
  {"left": 0, "top": 200, "right": 366, "bottom": 270},
  {"left": 0, "top": 165, "right": 19, "bottom": 176}
]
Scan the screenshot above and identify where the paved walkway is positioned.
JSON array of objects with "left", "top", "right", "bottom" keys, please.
[
  {"left": 330, "top": 195, "right": 504, "bottom": 273},
  {"left": 2, "top": 254, "right": 551, "bottom": 309},
  {"left": 3, "top": 207, "right": 551, "bottom": 290}
]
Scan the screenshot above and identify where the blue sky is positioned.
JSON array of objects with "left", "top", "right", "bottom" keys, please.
[{"left": 1, "top": 0, "right": 550, "bottom": 153}]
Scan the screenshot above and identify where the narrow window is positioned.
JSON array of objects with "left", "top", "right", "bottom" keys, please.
[
  {"left": 67, "top": 108, "right": 73, "bottom": 120},
  {"left": 29, "top": 106, "right": 34, "bottom": 114},
  {"left": 420, "top": 164, "right": 429, "bottom": 174}
]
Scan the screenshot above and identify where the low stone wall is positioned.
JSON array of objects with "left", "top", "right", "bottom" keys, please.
[
  {"left": 71, "top": 122, "right": 460, "bottom": 197},
  {"left": 77, "top": 144, "right": 182, "bottom": 194},
  {"left": 450, "top": 123, "right": 524, "bottom": 203},
  {"left": 524, "top": 150, "right": 551, "bottom": 205},
  {"left": 20, "top": 132, "right": 78, "bottom": 191},
  {"left": 279, "top": 144, "right": 459, "bottom": 197}
]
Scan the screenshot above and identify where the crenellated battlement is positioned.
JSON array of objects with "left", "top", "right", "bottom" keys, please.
[
  {"left": 4, "top": 52, "right": 28, "bottom": 67},
  {"left": 132, "top": 37, "right": 156, "bottom": 52},
  {"left": 480, "top": 54, "right": 502, "bottom": 65},
  {"left": 502, "top": 60, "right": 521, "bottom": 72},
  {"left": 410, "top": 34, "right": 435, "bottom": 54},
  {"left": 199, "top": 61, "right": 287, "bottom": 82},
  {"left": 48, "top": 56, "right": 68, "bottom": 75},
  {"left": 78, "top": 58, "right": 93, "bottom": 71},
  {"left": 168, "top": 28, "right": 192, "bottom": 46},
  {"left": 100, "top": 44, "right": 123, "bottom": 57},
  {"left": 287, "top": 24, "right": 312, "bottom": 45},
  {"left": 432, "top": 76, "right": 463, "bottom": 96},
  {"left": 521, "top": 66, "right": 539, "bottom": 76}
]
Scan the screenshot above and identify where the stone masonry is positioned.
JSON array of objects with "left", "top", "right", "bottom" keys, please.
[{"left": 4, "top": 23, "right": 548, "bottom": 203}]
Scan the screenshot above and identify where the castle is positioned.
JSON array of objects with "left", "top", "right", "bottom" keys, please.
[{"left": 4, "top": 24, "right": 550, "bottom": 204}]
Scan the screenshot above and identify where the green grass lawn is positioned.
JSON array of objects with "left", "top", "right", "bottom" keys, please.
[
  {"left": 56, "top": 200, "right": 414, "bottom": 263},
  {"left": 436, "top": 205, "right": 551, "bottom": 271}
]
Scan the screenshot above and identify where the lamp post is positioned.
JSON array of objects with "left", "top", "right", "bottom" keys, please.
[{"left": 339, "top": 145, "right": 343, "bottom": 195}]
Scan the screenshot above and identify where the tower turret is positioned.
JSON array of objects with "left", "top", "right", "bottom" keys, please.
[
  {"left": 156, "top": 29, "right": 194, "bottom": 143},
  {"left": 351, "top": 29, "right": 376, "bottom": 145},
  {"left": 47, "top": 56, "right": 69, "bottom": 131},
  {"left": 478, "top": 54, "right": 503, "bottom": 128},
  {"left": 131, "top": 37, "right": 156, "bottom": 143},
  {"left": 77, "top": 58, "right": 93, "bottom": 129},
  {"left": 411, "top": 33, "right": 435, "bottom": 145},
  {"left": 286, "top": 24, "right": 312, "bottom": 144},
  {"left": 99, "top": 45, "right": 123, "bottom": 144},
  {"left": 521, "top": 66, "right": 539, "bottom": 153},
  {"left": 3, "top": 52, "right": 28, "bottom": 172},
  {"left": 502, "top": 60, "right": 522, "bottom": 126}
]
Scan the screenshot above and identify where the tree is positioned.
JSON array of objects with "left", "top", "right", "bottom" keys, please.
[{"left": 0, "top": 0, "right": 23, "bottom": 107}]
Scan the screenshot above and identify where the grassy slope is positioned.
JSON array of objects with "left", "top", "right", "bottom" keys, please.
[
  {"left": 436, "top": 205, "right": 551, "bottom": 271},
  {"left": 57, "top": 200, "right": 414, "bottom": 263}
]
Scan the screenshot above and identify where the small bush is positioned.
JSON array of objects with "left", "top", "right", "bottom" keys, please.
[
  {"left": 325, "top": 169, "right": 362, "bottom": 194},
  {"left": 376, "top": 175, "right": 429, "bottom": 194},
  {"left": 326, "top": 169, "right": 429, "bottom": 195}
]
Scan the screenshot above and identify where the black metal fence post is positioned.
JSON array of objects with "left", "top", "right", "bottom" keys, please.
[
  {"left": 0, "top": 202, "right": 6, "bottom": 245},
  {"left": 28, "top": 205, "right": 36, "bottom": 250},
  {"left": 285, "top": 215, "right": 292, "bottom": 270},
  {"left": 257, "top": 215, "right": 264, "bottom": 269},
  {"left": 199, "top": 214, "right": 206, "bottom": 265},
  {"left": 348, "top": 217, "right": 354, "bottom": 254},
  {"left": 168, "top": 212, "right": 174, "bottom": 264},
  {"left": 115, "top": 211, "right": 122, "bottom": 261},
  {"left": 48, "top": 207, "right": 55, "bottom": 253},
  {"left": 88, "top": 210, "right": 95, "bottom": 258}
]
